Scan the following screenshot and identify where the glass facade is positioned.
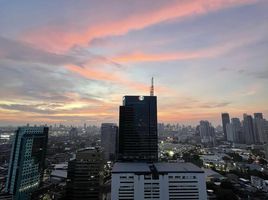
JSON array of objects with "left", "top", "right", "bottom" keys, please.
[
  {"left": 119, "top": 96, "right": 158, "bottom": 162},
  {"left": 5, "top": 127, "right": 48, "bottom": 200}
]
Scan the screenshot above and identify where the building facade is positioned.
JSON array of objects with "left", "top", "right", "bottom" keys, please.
[
  {"left": 199, "top": 120, "right": 215, "bottom": 145},
  {"left": 111, "top": 162, "right": 207, "bottom": 200},
  {"left": 243, "top": 114, "right": 256, "bottom": 144},
  {"left": 221, "top": 113, "right": 230, "bottom": 141},
  {"left": 5, "top": 126, "right": 48, "bottom": 200},
  {"left": 119, "top": 96, "right": 158, "bottom": 162},
  {"left": 101, "top": 123, "right": 118, "bottom": 161},
  {"left": 66, "top": 147, "right": 103, "bottom": 200}
]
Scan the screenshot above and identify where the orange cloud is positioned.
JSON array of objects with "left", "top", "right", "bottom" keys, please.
[
  {"left": 22, "top": 0, "right": 256, "bottom": 52},
  {"left": 112, "top": 51, "right": 203, "bottom": 63}
]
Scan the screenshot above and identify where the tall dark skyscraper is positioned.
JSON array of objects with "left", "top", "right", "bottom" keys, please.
[
  {"left": 5, "top": 126, "right": 48, "bottom": 200},
  {"left": 119, "top": 95, "right": 158, "bottom": 162},
  {"left": 221, "top": 113, "right": 230, "bottom": 140}
]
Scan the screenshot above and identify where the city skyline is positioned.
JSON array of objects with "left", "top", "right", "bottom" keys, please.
[{"left": 0, "top": 0, "right": 268, "bottom": 126}]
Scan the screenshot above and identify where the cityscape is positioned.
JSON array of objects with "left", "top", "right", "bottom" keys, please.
[{"left": 1, "top": 1, "right": 268, "bottom": 200}]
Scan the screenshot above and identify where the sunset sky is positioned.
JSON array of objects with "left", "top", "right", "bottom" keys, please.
[{"left": 0, "top": 0, "right": 268, "bottom": 126}]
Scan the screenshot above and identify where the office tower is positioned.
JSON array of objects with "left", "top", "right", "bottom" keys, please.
[
  {"left": 66, "top": 147, "right": 103, "bottom": 200},
  {"left": 199, "top": 120, "right": 215, "bottom": 145},
  {"left": 119, "top": 95, "right": 158, "bottom": 162},
  {"left": 253, "top": 114, "right": 265, "bottom": 144},
  {"left": 243, "top": 114, "right": 256, "bottom": 144},
  {"left": 221, "top": 113, "right": 230, "bottom": 141},
  {"left": 101, "top": 123, "right": 118, "bottom": 161},
  {"left": 5, "top": 126, "right": 48, "bottom": 200},
  {"left": 231, "top": 118, "right": 243, "bottom": 143},
  {"left": 111, "top": 162, "right": 207, "bottom": 200},
  {"left": 254, "top": 113, "right": 263, "bottom": 119},
  {"left": 69, "top": 127, "right": 78, "bottom": 139},
  {"left": 226, "top": 123, "right": 234, "bottom": 142}
]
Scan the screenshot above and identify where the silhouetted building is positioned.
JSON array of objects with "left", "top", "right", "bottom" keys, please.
[
  {"left": 221, "top": 113, "right": 230, "bottom": 140},
  {"left": 101, "top": 123, "right": 118, "bottom": 161},
  {"left": 66, "top": 147, "right": 103, "bottom": 200},
  {"left": 243, "top": 114, "right": 256, "bottom": 144},
  {"left": 119, "top": 96, "right": 158, "bottom": 162},
  {"left": 5, "top": 126, "right": 48, "bottom": 200}
]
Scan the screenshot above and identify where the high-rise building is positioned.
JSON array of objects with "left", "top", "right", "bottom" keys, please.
[
  {"left": 243, "top": 114, "right": 256, "bottom": 144},
  {"left": 69, "top": 127, "right": 78, "bottom": 139},
  {"left": 5, "top": 126, "right": 48, "bottom": 200},
  {"left": 221, "top": 113, "right": 230, "bottom": 141},
  {"left": 119, "top": 96, "right": 158, "bottom": 162},
  {"left": 231, "top": 118, "right": 243, "bottom": 143},
  {"left": 101, "top": 123, "right": 118, "bottom": 161},
  {"left": 199, "top": 120, "right": 215, "bottom": 145},
  {"left": 226, "top": 118, "right": 243, "bottom": 143},
  {"left": 254, "top": 113, "right": 263, "bottom": 119},
  {"left": 111, "top": 162, "right": 207, "bottom": 200},
  {"left": 66, "top": 147, "right": 103, "bottom": 200},
  {"left": 226, "top": 123, "right": 234, "bottom": 142},
  {"left": 253, "top": 113, "right": 265, "bottom": 144},
  {"left": 113, "top": 87, "right": 207, "bottom": 199}
]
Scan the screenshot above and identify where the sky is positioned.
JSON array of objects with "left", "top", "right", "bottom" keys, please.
[{"left": 0, "top": 0, "right": 268, "bottom": 126}]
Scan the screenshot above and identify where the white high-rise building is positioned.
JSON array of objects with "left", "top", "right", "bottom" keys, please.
[{"left": 111, "top": 162, "right": 207, "bottom": 200}]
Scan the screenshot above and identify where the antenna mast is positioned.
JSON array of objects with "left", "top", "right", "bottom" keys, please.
[{"left": 150, "top": 77, "right": 154, "bottom": 96}]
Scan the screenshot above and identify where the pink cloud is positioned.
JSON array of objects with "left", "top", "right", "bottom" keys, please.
[{"left": 22, "top": 0, "right": 257, "bottom": 52}]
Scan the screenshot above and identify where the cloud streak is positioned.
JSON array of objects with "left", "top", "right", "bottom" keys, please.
[{"left": 22, "top": 0, "right": 257, "bottom": 52}]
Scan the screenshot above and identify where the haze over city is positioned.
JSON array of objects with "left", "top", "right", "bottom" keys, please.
[{"left": 0, "top": 0, "right": 268, "bottom": 126}]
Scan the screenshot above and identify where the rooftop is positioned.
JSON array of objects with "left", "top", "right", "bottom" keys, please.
[{"left": 112, "top": 162, "right": 204, "bottom": 173}]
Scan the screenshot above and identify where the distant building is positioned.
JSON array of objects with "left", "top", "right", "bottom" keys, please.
[
  {"left": 111, "top": 162, "right": 207, "bottom": 200},
  {"left": 253, "top": 113, "right": 266, "bottom": 144},
  {"left": 221, "top": 113, "right": 230, "bottom": 141},
  {"left": 226, "top": 118, "right": 243, "bottom": 143},
  {"left": 226, "top": 123, "right": 234, "bottom": 142},
  {"left": 5, "top": 126, "right": 48, "bottom": 200},
  {"left": 66, "top": 147, "right": 103, "bottom": 200},
  {"left": 243, "top": 114, "right": 256, "bottom": 144},
  {"left": 199, "top": 120, "right": 215, "bottom": 145},
  {"left": 231, "top": 118, "right": 243, "bottom": 143},
  {"left": 69, "top": 127, "right": 78, "bottom": 139},
  {"left": 254, "top": 113, "right": 263, "bottom": 119},
  {"left": 101, "top": 123, "right": 118, "bottom": 161},
  {"left": 119, "top": 96, "right": 158, "bottom": 162}
]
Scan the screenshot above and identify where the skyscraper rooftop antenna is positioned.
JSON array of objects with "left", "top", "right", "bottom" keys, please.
[{"left": 150, "top": 77, "right": 154, "bottom": 96}]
